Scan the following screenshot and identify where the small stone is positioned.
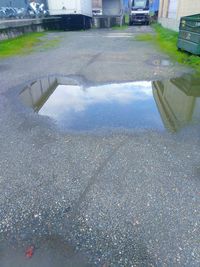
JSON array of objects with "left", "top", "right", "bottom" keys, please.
[{"left": 63, "top": 207, "right": 71, "bottom": 213}]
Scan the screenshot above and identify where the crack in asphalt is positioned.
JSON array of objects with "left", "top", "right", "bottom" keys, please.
[{"left": 69, "top": 137, "right": 131, "bottom": 220}]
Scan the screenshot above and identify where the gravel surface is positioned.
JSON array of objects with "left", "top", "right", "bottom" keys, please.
[{"left": 0, "top": 27, "right": 199, "bottom": 266}]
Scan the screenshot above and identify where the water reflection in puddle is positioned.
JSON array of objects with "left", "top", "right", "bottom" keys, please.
[
  {"left": 153, "top": 74, "right": 200, "bottom": 132},
  {"left": 19, "top": 74, "right": 200, "bottom": 133}
]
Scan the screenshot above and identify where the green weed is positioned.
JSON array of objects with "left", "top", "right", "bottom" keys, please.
[
  {"left": 0, "top": 32, "right": 45, "bottom": 58},
  {"left": 136, "top": 23, "right": 200, "bottom": 72},
  {"left": 112, "top": 24, "right": 128, "bottom": 30},
  {"left": 0, "top": 32, "right": 61, "bottom": 58}
]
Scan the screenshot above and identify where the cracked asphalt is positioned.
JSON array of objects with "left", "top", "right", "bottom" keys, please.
[{"left": 0, "top": 26, "right": 199, "bottom": 266}]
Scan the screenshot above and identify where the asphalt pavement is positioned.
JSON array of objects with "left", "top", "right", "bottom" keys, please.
[{"left": 0, "top": 26, "right": 199, "bottom": 266}]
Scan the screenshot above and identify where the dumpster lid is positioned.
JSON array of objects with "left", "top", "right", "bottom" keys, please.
[{"left": 181, "top": 13, "right": 200, "bottom": 22}]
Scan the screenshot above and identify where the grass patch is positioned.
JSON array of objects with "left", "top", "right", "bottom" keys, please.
[
  {"left": 0, "top": 32, "right": 61, "bottom": 58},
  {"left": 136, "top": 33, "right": 154, "bottom": 42},
  {"left": 112, "top": 24, "right": 128, "bottom": 30},
  {"left": 112, "top": 14, "right": 129, "bottom": 30},
  {"left": 136, "top": 23, "right": 200, "bottom": 72},
  {"left": 125, "top": 14, "right": 129, "bottom": 25},
  {"left": 0, "top": 32, "right": 46, "bottom": 58}
]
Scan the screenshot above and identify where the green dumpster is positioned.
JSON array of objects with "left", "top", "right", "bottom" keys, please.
[{"left": 177, "top": 14, "right": 200, "bottom": 55}]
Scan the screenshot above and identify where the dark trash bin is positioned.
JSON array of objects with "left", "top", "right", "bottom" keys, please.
[{"left": 177, "top": 14, "right": 200, "bottom": 55}]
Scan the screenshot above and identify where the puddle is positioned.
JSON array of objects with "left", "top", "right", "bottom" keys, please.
[
  {"left": 153, "top": 59, "right": 173, "bottom": 67},
  {"left": 19, "top": 74, "right": 200, "bottom": 133},
  {"left": 146, "top": 58, "right": 174, "bottom": 67}
]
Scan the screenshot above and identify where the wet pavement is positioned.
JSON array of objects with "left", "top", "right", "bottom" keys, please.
[
  {"left": 0, "top": 236, "right": 91, "bottom": 267},
  {"left": 0, "top": 27, "right": 199, "bottom": 266}
]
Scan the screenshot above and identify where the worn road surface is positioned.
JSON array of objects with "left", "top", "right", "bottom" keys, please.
[{"left": 0, "top": 27, "right": 199, "bottom": 266}]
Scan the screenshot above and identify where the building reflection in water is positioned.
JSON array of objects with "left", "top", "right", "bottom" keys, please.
[
  {"left": 152, "top": 74, "right": 200, "bottom": 132},
  {"left": 19, "top": 76, "right": 78, "bottom": 112}
]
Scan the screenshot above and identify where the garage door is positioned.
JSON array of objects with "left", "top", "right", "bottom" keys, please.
[{"left": 168, "top": 0, "right": 177, "bottom": 19}]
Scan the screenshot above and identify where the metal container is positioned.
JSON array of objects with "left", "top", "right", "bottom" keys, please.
[{"left": 177, "top": 14, "right": 200, "bottom": 55}]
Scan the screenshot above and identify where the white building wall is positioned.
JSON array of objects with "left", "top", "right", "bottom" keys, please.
[
  {"left": 168, "top": 0, "right": 177, "bottom": 19},
  {"left": 159, "top": 0, "right": 200, "bottom": 31},
  {"left": 177, "top": 0, "right": 200, "bottom": 18}
]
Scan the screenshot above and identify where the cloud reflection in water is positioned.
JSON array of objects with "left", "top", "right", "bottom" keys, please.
[{"left": 38, "top": 81, "right": 163, "bottom": 131}]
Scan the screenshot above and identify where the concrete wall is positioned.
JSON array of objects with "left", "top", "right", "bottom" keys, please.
[
  {"left": 102, "top": 0, "right": 122, "bottom": 15},
  {"left": 159, "top": 0, "right": 200, "bottom": 31},
  {"left": 92, "top": 0, "right": 124, "bottom": 27},
  {"left": 0, "top": 17, "right": 60, "bottom": 40},
  {"left": 92, "top": 0, "right": 102, "bottom": 9},
  {"left": 158, "top": 17, "right": 179, "bottom": 31},
  {"left": 0, "top": 19, "right": 44, "bottom": 40}
]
